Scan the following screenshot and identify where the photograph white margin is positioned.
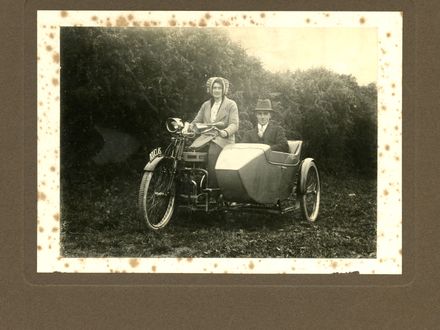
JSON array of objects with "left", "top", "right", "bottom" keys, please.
[{"left": 37, "top": 10, "right": 402, "bottom": 274}]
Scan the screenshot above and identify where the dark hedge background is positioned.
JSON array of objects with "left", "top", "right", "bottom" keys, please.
[{"left": 61, "top": 27, "right": 376, "bottom": 176}]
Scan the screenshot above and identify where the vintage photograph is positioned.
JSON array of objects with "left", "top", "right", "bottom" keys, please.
[{"left": 37, "top": 11, "right": 402, "bottom": 273}]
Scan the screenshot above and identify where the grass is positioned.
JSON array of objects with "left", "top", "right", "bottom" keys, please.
[{"left": 61, "top": 165, "right": 376, "bottom": 258}]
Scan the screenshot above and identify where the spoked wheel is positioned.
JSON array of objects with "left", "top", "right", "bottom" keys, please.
[
  {"left": 138, "top": 158, "right": 176, "bottom": 230},
  {"left": 299, "top": 159, "right": 320, "bottom": 222}
]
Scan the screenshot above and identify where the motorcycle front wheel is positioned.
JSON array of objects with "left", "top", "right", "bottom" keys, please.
[{"left": 138, "top": 159, "right": 176, "bottom": 230}]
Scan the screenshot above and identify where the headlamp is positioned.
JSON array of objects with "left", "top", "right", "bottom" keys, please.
[{"left": 166, "top": 118, "right": 184, "bottom": 133}]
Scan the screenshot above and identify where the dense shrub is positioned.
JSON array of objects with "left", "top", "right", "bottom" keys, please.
[{"left": 61, "top": 27, "right": 377, "bottom": 178}]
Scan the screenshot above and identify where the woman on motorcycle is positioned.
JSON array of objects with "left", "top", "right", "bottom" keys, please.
[{"left": 190, "top": 77, "right": 239, "bottom": 188}]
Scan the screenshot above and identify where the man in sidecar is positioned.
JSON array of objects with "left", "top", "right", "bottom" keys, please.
[{"left": 241, "top": 99, "right": 289, "bottom": 153}]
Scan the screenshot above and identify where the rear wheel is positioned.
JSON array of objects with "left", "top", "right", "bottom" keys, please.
[
  {"left": 138, "top": 159, "right": 176, "bottom": 230},
  {"left": 299, "top": 159, "right": 320, "bottom": 222}
]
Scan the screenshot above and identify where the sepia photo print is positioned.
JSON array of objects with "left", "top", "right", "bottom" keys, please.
[{"left": 37, "top": 11, "right": 402, "bottom": 274}]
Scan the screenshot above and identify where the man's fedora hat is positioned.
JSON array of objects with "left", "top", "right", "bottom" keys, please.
[{"left": 254, "top": 99, "right": 275, "bottom": 112}]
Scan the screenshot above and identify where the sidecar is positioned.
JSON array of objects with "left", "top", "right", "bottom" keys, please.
[
  {"left": 215, "top": 141, "right": 320, "bottom": 222},
  {"left": 139, "top": 128, "right": 320, "bottom": 230}
]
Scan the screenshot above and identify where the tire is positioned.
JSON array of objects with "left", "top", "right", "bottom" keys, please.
[
  {"left": 299, "top": 159, "right": 320, "bottom": 222},
  {"left": 138, "top": 159, "right": 176, "bottom": 230}
]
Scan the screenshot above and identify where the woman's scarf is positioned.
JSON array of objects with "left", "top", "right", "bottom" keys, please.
[{"left": 206, "top": 77, "right": 230, "bottom": 96}]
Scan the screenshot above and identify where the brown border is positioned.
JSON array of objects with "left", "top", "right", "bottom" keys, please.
[
  {"left": 28, "top": 4, "right": 411, "bottom": 284},
  {"left": 4, "top": 0, "right": 439, "bottom": 327}
]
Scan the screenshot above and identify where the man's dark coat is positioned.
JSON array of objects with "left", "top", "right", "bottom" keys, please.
[{"left": 241, "top": 121, "right": 289, "bottom": 152}]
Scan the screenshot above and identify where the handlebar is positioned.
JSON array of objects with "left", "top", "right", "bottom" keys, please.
[
  {"left": 166, "top": 117, "right": 225, "bottom": 138},
  {"left": 182, "top": 130, "right": 196, "bottom": 138}
]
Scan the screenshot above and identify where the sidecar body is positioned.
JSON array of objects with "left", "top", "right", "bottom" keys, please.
[{"left": 216, "top": 141, "right": 302, "bottom": 204}]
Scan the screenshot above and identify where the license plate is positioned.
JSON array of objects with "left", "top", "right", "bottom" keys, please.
[{"left": 149, "top": 147, "right": 162, "bottom": 162}]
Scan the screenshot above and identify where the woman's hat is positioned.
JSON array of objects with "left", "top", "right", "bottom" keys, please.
[
  {"left": 206, "top": 77, "right": 229, "bottom": 95},
  {"left": 254, "top": 99, "right": 275, "bottom": 112}
]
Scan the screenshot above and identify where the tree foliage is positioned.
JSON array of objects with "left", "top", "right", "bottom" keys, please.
[
  {"left": 266, "top": 69, "right": 377, "bottom": 175},
  {"left": 61, "top": 27, "right": 377, "bottom": 177}
]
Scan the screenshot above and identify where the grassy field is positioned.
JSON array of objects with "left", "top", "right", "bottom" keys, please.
[{"left": 61, "top": 166, "right": 376, "bottom": 258}]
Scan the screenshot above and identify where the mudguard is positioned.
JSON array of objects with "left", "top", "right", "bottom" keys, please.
[
  {"left": 299, "top": 158, "right": 316, "bottom": 194},
  {"left": 143, "top": 156, "right": 165, "bottom": 172}
]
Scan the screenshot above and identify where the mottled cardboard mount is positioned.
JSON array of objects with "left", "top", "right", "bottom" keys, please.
[{"left": 37, "top": 11, "right": 402, "bottom": 274}]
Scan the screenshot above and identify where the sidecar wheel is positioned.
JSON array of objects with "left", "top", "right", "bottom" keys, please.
[
  {"left": 299, "top": 159, "right": 320, "bottom": 222},
  {"left": 138, "top": 160, "right": 176, "bottom": 230}
]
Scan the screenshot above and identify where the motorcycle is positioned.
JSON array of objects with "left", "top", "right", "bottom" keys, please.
[{"left": 138, "top": 117, "right": 320, "bottom": 230}]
